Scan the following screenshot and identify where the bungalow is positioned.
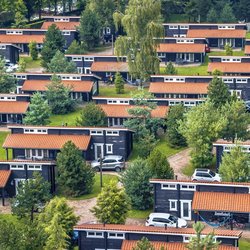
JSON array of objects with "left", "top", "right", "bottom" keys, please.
[
  {"left": 74, "top": 223, "right": 242, "bottom": 250},
  {"left": 65, "top": 55, "right": 129, "bottom": 81},
  {"left": 3, "top": 125, "right": 134, "bottom": 161},
  {"left": 157, "top": 38, "right": 207, "bottom": 64},
  {"left": 163, "top": 23, "right": 246, "bottom": 48},
  {"left": 0, "top": 94, "right": 30, "bottom": 124},
  {"left": 150, "top": 179, "right": 250, "bottom": 224},
  {"left": 150, "top": 75, "right": 250, "bottom": 101},
  {"left": 14, "top": 72, "right": 100, "bottom": 101},
  {"left": 0, "top": 160, "right": 56, "bottom": 201},
  {"left": 245, "top": 39, "right": 250, "bottom": 55},
  {"left": 0, "top": 43, "right": 20, "bottom": 63},
  {"left": 208, "top": 56, "right": 250, "bottom": 76},
  {"left": 213, "top": 139, "right": 250, "bottom": 169},
  {"left": 98, "top": 103, "right": 168, "bottom": 127}
]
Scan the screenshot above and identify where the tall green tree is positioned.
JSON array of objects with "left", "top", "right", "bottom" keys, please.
[
  {"left": 220, "top": 2, "right": 236, "bottom": 23},
  {"left": 12, "top": 0, "right": 27, "bottom": 28},
  {"left": 11, "top": 172, "right": 51, "bottom": 221},
  {"left": 18, "top": 57, "right": 26, "bottom": 72},
  {"left": 39, "top": 197, "right": 78, "bottom": 249},
  {"left": 56, "top": 141, "right": 95, "bottom": 197},
  {"left": 236, "top": 0, "right": 250, "bottom": 22},
  {"left": 166, "top": 104, "right": 187, "bottom": 147},
  {"left": 76, "top": 102, "right": 107, "bottom": 127},
  {"left": 165, "top": 62, "right": 177, "bottom": 75},
  {"left": 207, "top": 76, "right": 231, "bottom": 109},
  {"left": 219, "top": 146, "right": 250, "bottom": 182},
  {"left": 132, "top": 237, "right": 155, "bottom": 250},
  {"left": 221, "top": 99, "right": 249, "bottom": 142},
  {"left": 121, "top": 158, "right": 153, "bottom": 210},
  {"left": 147, "top": 149, "right": 174, "bottom": 179},
  {"left": 114, "top": 0, "right": 164, "bottom": 82},
  {"left": 0, "top": 57, "right": 17, "bottom": 93},
  {"left": 28, "top": 41, "right": 38, "bottom": 60},
  {"left": 91, "top": 180, "right": 130, "bottom": 224},
  {"left": 79, "top": 7, "right": 101, "bottom": 49},
  {"left": 41, "top": 24, "right": 65, "bottom": 69},
  {"left": 179, "top": 102, "right": 226, "bottom": 168},
  {"left": 206, "top": 8, "right": 218, "bottom": 23},
  {"left": 66, "top": 40, "right": 87, "bottom": 54},
  {"left": 46, "top": 75, "right": 75, "bottom": 114},
  {"left": 225, "top": 43, "right": 233, "bottom": 56},
  {"left": 47, "top": 50, "right": 77, "bottom": 73},
  {"left": 115, "top": 72, "right": 125, "bottom": 94},
  {"left": 24, "top": 92, "right": 51, "bottom": 126},
  {"left": 186, "top": 222, "right": 221, "bottom": 250}
]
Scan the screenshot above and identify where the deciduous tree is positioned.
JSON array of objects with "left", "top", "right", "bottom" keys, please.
[
  {"left": 219, "top": 146, "right": 250, "bottom": 182},
  {"left": 121, "top": 158, "right": 153, "bottom": 210},
  {"left": 114, "top": 0, "right": 164, "bottom": 82},
  {"left": 56, "top": 141, "right": 95, "bottom": 197},
  {"left": 206, "top": 8, "right": 218, "bottom": 23},
  {"left": 91, "top": 180, "right": 130, "bottom": 224},
  {"left": 24, "top": 92, "right": 51, "bottom": 126},
  {"left": 76, "top": 102, "right": 107, "bottom": 127},
  {"left": 225, "top": 43, "right": 233, "bottom": 56},
  {"left": 18, "top": 57, "right": 26, "bottom": 72},
  {"left": 48, "top": 50, "right": 77, "bottom": 73}
]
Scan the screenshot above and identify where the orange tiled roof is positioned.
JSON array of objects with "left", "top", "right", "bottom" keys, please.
[
  {"left": 192, "top": 192, "right": 250, "bottom": 213},
  {"left": 74, "top": 224, "right": 242, "bottom": 237},
  {"left": 22, "top": 80, "right": 93, "bottom": 92},
  {"left": 187, "top": 29, "right": 246, "bottom": 38},
  {"left": 91, "top": 61, "right": 129, "bottom": 72},
  {"left": 214, "top": 139, "right": 250, "bottom": 146},
  {"left": 157, "top": 43, "right": 206, "bottom": 53},
  {"left": 3, "top": 134, "right": 91, "bottom": 150},
  {"left": 41, "top": 21, "right": 80, "bottom": 30},
  {"left": 0, "top": 35, "right": 45, "bottom": 44},
  {"left": 245, "top": 45, "right": 250, "bottom": 54},
  {"left": 0, "top": 170, "right": 11, "bottom": 188},
  {"left": 0, "top": 101, "right": 29, "bottom": 114},
  {"left": 149, "top": 82, "right": 208, "bottom": 94},
  {"left": 99, "top": 104, "right": 169, "bottom": 118},
  {"left": 208, "top": 62, "right": 250, "bottom": 73},
  {"left": 121, "top": 241, "right": 238, "bottom": 250}
]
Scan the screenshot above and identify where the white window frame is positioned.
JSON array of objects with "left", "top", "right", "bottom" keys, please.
[
  {"left": 106, "top": 144, "right": 113, "bottom": 154},
  {"left": 72, "top": 57, "right": 82, "bottom": 61},
  {"left": 180, "top": 25, "right": 189, "bottom": 29},
  {"left": 169, "top": 199, "right": 177, "bottom": 211},
  {"left": 106, "top": 130, "right": 119, "bottom": 136},
  {"left": 62, "top": 31, "right": 70, "bottom": 35},
  {"left": 161, "top": 183, "right": 177, "bottom": 190},
  {"left": 183, "top": 236, "right": 190, "bottom": 243},
  {"left": 169, "top": 25, "right": 178, "bottom": 29},
  {"left": 230, "top": 89, "right": 242, "bottom": 98},
  {"left": 27, "top": 165, "right": 42, "bottom": 171},
  {"left": 223, "top": 78, "right": 233, "bottom": 83},
  {"left": 180, "top": 185, "right": 196, "bottom": 191},
  {"left": 15, "top": 75, "right": 27, "bottom": 79},
  {"left": 60, "top": 75, "right": 81, "bottom": 81},
  {"left": 108, "top": 232, "right": 125, "bottom": 239},
  {"left": 24, "top": 128, "right": 48, "bottom": 134},
  {"left": 90, "top": 130, "right": 104, "bottom": 136},
  {"left": 236, "top": 79, "right": 247, "bottom": 83},
  {"left": 106, "top": 72, "right": 112, "bottom": 77},
  {"left": 0, "top": 45, "right": 6, "bottom": 49},
  {"left": 86, "top": 231, "right": 104, "bottom": 238},
  {"left": 10, "top": 164, "right": 24, "bottom": 170},
  {"left": 84, "top": 57, "right": 94, "bottom": 61}
]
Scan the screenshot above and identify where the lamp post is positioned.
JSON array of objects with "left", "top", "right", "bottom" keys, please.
[{"left": 100, "top": 154, "right": 103, "bottom": 188}]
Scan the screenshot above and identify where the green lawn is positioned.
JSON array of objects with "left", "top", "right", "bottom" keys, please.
[
  {"left": 240, "top": 239, "right": 250, "bottom": 250},
  {"left": 209, "top": 51, "right": 245, "bottom": 56},
  {"left": 166, "top": 14, "right": 189, "bottom": 23},
  {"left": 128, "top": 208, "right": 152, "bottom": 219},
  {"left": 0, "top": 132, "right": 9, "bottom": 160},
  {"left": 20, "top": 56, "right": 42, "bottom": 69},
  {"left": 129, "top": 136, "right": 184, "bottom": 161},
  {"left": 68, "top": 174, "right": 118, "bottom": 200},
  {"left": 87, "top": 45, "right": 112, "bottom": 53},
  {"left": 49, "top": 107, "right": 82, "bottom": 126},
  {"left": 246, "top": 32, "right": 250, "bottom": 39},
  {"left": 99, "top": 85, "right": 138, "bottom": 98}
]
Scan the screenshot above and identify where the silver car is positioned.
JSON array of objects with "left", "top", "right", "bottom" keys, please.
[{"left": 91, "top": 155, "right": 124, "bottom": 172}]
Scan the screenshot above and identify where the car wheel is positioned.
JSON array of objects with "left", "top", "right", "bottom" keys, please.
[
  {"left": 193, "top": 179, "right": 197, "bottom": 181},
  {"left": 95, "top": 167, "right": 100, "bottom": 172},
  {"left": 115, "top": 167, "right": 121, "bottom": 172},
  {"left": 149, "top": 225, "right": 154, "bottom": 227}
]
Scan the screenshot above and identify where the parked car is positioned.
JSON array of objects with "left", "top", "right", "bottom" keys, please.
[
  {"left": 145, "top": 213, "right": 187, "bottom": 228},
  {"left": 91, "top": 155, "right": 124, "bottom": 172},
  {"left": 191, "top": 168, "right": 221, "bottom": 182},
  {"left": 245, "top": 100, "right": 250, "bottom": 112}
]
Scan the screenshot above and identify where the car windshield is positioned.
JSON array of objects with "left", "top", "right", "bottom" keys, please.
[
  {"left": 169, "top": 215, "right": 178, "bottom": 223},
  {"left": 209, "top": 170, "right": 216, "bottom": 177}
]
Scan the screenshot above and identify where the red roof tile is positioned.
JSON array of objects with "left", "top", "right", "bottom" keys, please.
[
  {"left": 214, "top": 139, "right": 250, "bottom": 146},
  {"left": 74, "top": 224, "right": 242, "bottom": 237},
  {"left": 149, "top": 82, "right": 208, "bottom": 94},
  {"left": 192, "top": 192, "right": 250, "bottom": 213},
  {"left": 0, "top": 101, "right": 29, "bottom": 114},
  {"left": 41, "top": 22, "right": 79, "bottom": 30},
  {"left": 91, "top": 61, "right": 129, "bottom": 72},
  {"left": 0, "top": 35, "right": 45, "bottom": 44},
  {"left": 157, "top": 43, "right": 206, "bottom": 53},
  {"left": 245, "top": 45, "right": 250, "bottom": 54},
  {"left": 3, "top": 134, "right": 91, "bottom": 150},
  {"left": 22, "top": 80, "right": 93, "bottom": 92},
  {"left": 99, "top": 104, "right": 169, "bottom": 118},
  {"left": 208, "top": 62, "right": 250, "bottom": 73},
  {"left": 121, "top": 241, "right": 238, "bottom": 250},
  {"left": 187, "top": 29, "right": 246, "bottom": 38},
  {"left": 0, "top": 170, "right": 11, "bottom": 188}
]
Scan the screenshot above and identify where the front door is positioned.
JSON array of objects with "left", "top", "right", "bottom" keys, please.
[
  {"left": 180, "top": 200, "right": 192, "bottom": 220},
  {"left": 94, "top": 144, "right": 104, "bottom": 159}
]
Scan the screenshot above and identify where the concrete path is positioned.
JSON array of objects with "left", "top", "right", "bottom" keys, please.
[{"left": 168, "top": 148, "right": 191, "bottom": 180}]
